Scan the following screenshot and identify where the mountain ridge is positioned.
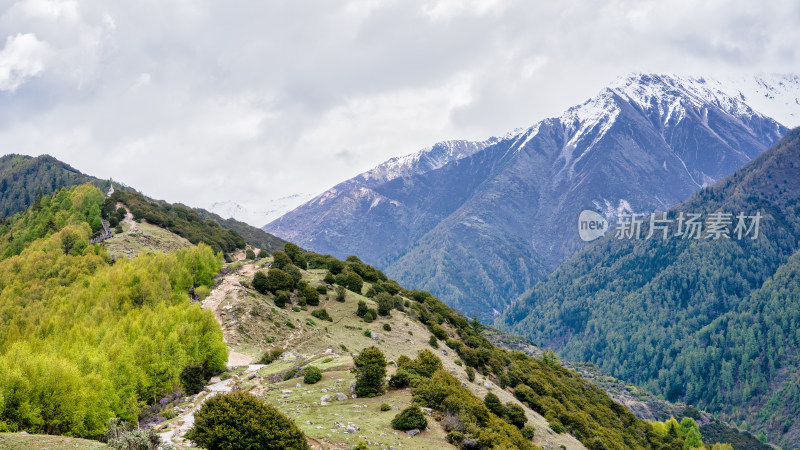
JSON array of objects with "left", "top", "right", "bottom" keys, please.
[
  {"left": 497, "top": 127, "right": 800, "bottom": 447},
  {"left": 265, "top": 73, "right": 790, "bottom": 319}
]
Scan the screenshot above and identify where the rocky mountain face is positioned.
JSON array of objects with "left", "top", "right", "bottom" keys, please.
[{"left": 265, "top": 73, "right": 790, "bottom": 319}]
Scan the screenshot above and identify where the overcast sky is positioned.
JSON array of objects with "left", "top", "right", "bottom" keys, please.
[{"left": 2, "top": 0, "right": 799, "bottom": 225}]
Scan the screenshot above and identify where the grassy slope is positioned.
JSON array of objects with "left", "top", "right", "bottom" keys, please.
[
  {"left": 0, "top": 433, "right": 107, "bottom": 449},
  {"left": 155, "top": 261, "right": 585, "bottom": 450}
]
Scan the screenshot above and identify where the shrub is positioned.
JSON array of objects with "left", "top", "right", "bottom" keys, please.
[
  {"left": 114, "top": 224, "right": 123, "bottom": 234},
  {"left": 180, "top": 362, "right": 208, "bottom": 396},
  {"left": 388, "top": 370, "right": 411, "bottom": 389},
  {"left": 245, "top": 249, "right": 255, "bottom": 260},
  {"left": 364, "top": 329, "right": 373, "bottom": 338},
  {"left": 252, "top": 271, "right": 270, "bottom": 295},
  {"left": 188, "top": 391, "right": 310, "bottom": 450},
  {"left": 336, "top": 270, "right": 363, "bottom": 293},
  {"left": 282, "top": 265, "right": 302, "bottom": 286},
  {"left": 430, "top": 324, "right": 448, "bottom": 340},
  {"left": 446, "top": 431, "right": 465, "bottom": 445},
  {"left": 271, "top": 251, "right": 293, "bottom": 270},
  {"left": 316, "top": 285, "right": 327, "bottom": 295},
  {"left": 375, "top": 292, "right": 393, "bottom": 316},
  {"left": 303, "top": 366, "right": 322, "bottom": 384},
  {"left": 414, "top": 349, "right": 443, "bottom": 377},
  {"left": 335, "top": 285, "right": 347, "bottom": 302},
  {"left": 380, "top": 403, "right": 391, "bottom": 411},
  {"left": 301, "top": 284, "right": 320, "bottom": 306},
  {"left": 363, "top": 310, "right": 375, "bottom": 323},
  {"left": 549, "top": 419, "right": 566, "bottom": 434},
  {"left": 391, "top": 406, "right": 427, "bottom": 431},
  {"left": 291, "top": 306, "right": 301, "bottom": 312},
  {"left": 273, "top": 290, "right": 289, "bottom": 308},
  {"left": 257, "top": 249, "right": 268, "bottom": 258},
  {"left": 521, "top": 426, "right": 535, "bottom": 440},
  {"left": 323, "top": 272, "right": 336, "bottom": 284},
  {"left": 383, "top": 323, "right": 392, "bottom": 331},
  {"left": 484, "top": 393, "right": 504, "bottom": 417},
  {"left": 328, "top": 259, "right": 345, "bottom": 275},
  {"left": 285, "top": 320, "right": 295, "bottom": 329},
  {"left": 466, "top": 367, "right": 475, "bottom": 382},
  {"left": 266, "top": 269, "right": 294, "bottom": 293},
  {"left": 356, "top": 300, "right": 368, "bottom": 317},
  {"left": 258, "top": 347, "right": 285, "bottom": 365},
  {"left": 428, "top": 335, "right": 439, "bottom": 349},
  {"left": 340, "top": 344, "right": 348, "bottom": 352},
  {"left": 106, "top": 418, "right": 168, "bottom": 450},
  {"left": 353, "top": 346, "right": 386, "bottom": 397},
  {"left": 504, "top": 403, "right": 527, "bottom": 428},
  {"left": 311, "top": 309, "right": 332, "bottom": 322}
]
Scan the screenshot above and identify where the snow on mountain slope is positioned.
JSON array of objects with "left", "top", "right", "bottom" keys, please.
[
  {"left": 264, "top": 72, "right": 790, "bottom": 319},
  {"left": 210, "top": 193, "right": 315, "bottom": 227}
]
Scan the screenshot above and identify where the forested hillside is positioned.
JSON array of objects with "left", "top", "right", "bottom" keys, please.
[
  {"left": 0, "top": 185, "right": 227, "bottom": 438},
  {"left": 498, "top": 128, "right": 800, "bottom": 447},
  {"left": 0, "top": 154, "right": 106, "bottom": 218}
]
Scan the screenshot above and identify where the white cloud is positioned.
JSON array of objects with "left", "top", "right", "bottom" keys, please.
[
  {"left": 0, "top": 0, "right": 797, "bottom": 224},
  {"left": 0, "top": 33, "right": 50, "bottom": 91}
]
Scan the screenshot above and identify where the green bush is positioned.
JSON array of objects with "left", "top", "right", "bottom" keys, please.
[
  {"left": 383, "top": 323, "right": 392, "bottom": 331},
  {"left": 375, "top": 292, "right": 393, "bottom": 316},
  {"left": 364, "top": 329, "right": 373, "bottom": 338},
  {"left": 356, "top": 300, "right": 368, "bottom": 317},
  {"left": 353, "top": 346, "right": 386, "bottom": 397},
  {"left": 484, "top": 393, "right": 503, "bottom": 417},
  {"left": 188, "top": 391, "right": 310, "bottom": 450},
  {"left": 335, "top": 285, "right": 347, "bottom": 302},
  {"left": 180, "top": 362, "right": 208, "bottom": 396},
  {"left": 504, "top": 402, "right": 527, "bottom": 428},
  {"left": 466, "top": 366, "right": 475, "bottom": 382},
  {"left": 521, "top": 426, "right": 535, "bottom": 440},
  {"left": 271, "top": 251, "right": 293, "bottom": 270},
  {"left": 324, "top": 272, "right": 336, "bottom": 284},
  {"left": 311, "top": 308, "right": 332, "bottom": 322},
  {"left": 446, "top": 431, "right": 465, "bottom": 445},
  {"left": 252, "top": 271, "right": 270, "bottom": 295},
  {"left": 283, "top": 264, "right": 301, "bottom": 285},
  {"left": 303, "top": 366, "right": 322, "bottom": 384},
  {"left": 428, "top": 335, "right": 439, "bottom": 349},
  {"left": 335, "top": 270, "right": 363, "bottom": 293},
  {"left": 273, "top": 290, "right": 289, "bottom": 308},
  {"left": 388, "top": 370, "right": 411, "bottom": 389},
  {"left": 301, "top": 284, "right": 320, "bottom": 306},
  {"left": 266, "top": 268, "right": 294, "bottom": 293},
  {"left": 413, "top": 349, "right": 443, "bottom": 377},
  {"left": 316, "top": 285, "right": 327, "bottom": 295},
  {"left": 245, "top": 249, "right": 255, "bottom": 260},
  {"left": 257, "top": 249, "right": 268, "bottom": 258},
  {"left": 258, "top": 347, "right": 285, "bottom": 365},
  {"left": 363, "top": 310, "right": 376, "bottom": 323},
  {"left": 380, "top": 403, "right": 391, "bottom": 411},
  {"left": 430, "top": 324, "right": 448, "bottom": 340},
  {"left": 285, "top": 320, "right": 295, "bottom": 329},
  {"left": 391, "top": 406, "right": 427, "bottom": 431}
]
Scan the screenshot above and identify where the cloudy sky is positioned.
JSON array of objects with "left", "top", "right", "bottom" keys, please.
[{"left": 2, "top": 0, "right": 798, "bottom": 225}]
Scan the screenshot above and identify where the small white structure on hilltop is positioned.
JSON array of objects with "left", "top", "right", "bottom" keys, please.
[{"left": 106, "top": 182, "right": 115, "bottom": 197}]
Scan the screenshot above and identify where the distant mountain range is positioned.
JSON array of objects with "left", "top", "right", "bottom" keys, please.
[
  {"left": 265, "top": 73, "right": 794, "bottom": 320},
  {"left": 209, "top": 193, "right": 316, "bottom": 228},
  {"left": 498, "top": 127, "right": 800, "bottom": 448}
]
